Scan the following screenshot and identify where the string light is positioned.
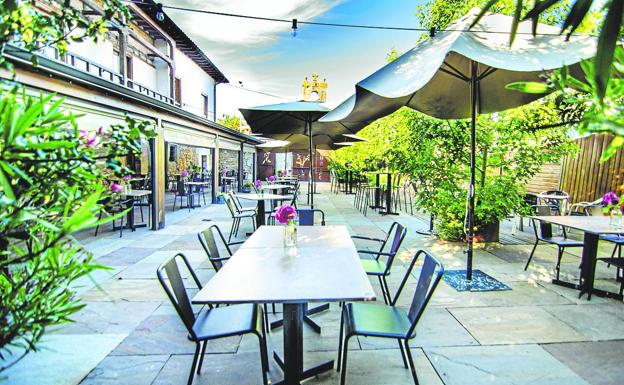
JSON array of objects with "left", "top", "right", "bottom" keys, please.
[
  {"left": 154, "top": 3, "right": 165, "bottom": 21},
  {"left": 121, "top": 0, "right": 590, "bottom": 37}
]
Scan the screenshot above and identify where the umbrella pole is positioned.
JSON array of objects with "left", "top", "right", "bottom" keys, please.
[
  {"left": 308, "top": 115, "right": 314, "bottom": 209},
  {"left": 466, "top": 60, "right": 478, "bottom": 281}
]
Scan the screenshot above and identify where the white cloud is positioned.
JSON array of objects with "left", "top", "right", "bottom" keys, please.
[{"left": 161, "top": 0, "right": 342, "bottom": 117}]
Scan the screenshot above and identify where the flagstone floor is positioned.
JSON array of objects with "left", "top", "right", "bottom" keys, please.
[{"left": 4, "top": 184, "right": 624, "bottom": 385}]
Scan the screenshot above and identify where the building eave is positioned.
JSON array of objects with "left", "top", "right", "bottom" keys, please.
[{"left": 3, "top": 46, "right": 259, "bottom": 144}]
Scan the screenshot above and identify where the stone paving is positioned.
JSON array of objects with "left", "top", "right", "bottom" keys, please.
[{"left": 4, "top": 184, "right": 624, "bottom": 385}]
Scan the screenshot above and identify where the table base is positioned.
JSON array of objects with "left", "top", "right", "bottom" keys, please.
[
  {"left": 379, "top": 210, "right": 400, "bottom": 216},
  {"left": 272, "top": 352, "right": 334, "bottom": 385},
  {"left": 552, "top": 279, "right": 624, "bottom": 301},
  {"left": 270, "top": 303, "right": 329, "bottom": 334}
]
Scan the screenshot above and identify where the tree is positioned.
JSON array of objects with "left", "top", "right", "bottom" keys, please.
[
  {"left": 0, "top": 0, "right": 155, "bottom": 371},
  {"left": 218, "top": 114, "right": 242, "bottom": 130}
]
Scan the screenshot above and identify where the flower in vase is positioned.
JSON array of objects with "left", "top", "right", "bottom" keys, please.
[
  {"left": 122, "top": 174, "right": 132, "bottom": 181},
  {"left": 275, "top": 204, "right": 296, "bottom": 225},
  {"left": 254, "top": 180, "right": 262, "bottom": 188},
  {"left": 268, "top": 175, "right": 276, "bottom": 183},
  {"left": 109, "top": 182, "right": 123, "bottom": 193},
  {"left": 180, "top": 170, "right": 189, "bottom": 178},
  {"left": 602, "top": 191, "right": 619, "bottom": 206}
]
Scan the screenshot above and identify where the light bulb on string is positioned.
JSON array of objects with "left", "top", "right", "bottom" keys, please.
[
  {"left": 291, "top": 19, "right": 298, "bottom": 37},
  {"left": 155, "top": 4, "right": 165, "bottom": 21}
]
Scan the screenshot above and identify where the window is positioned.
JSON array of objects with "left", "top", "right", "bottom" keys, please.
[
  {"left": 125, "top": 56, "right": 133, "bottom": 80},
  {"left": 201, "top": 93, "right": 209, "bottom": 118},
  {"left": 174, "top": 77, "right": 182, "bottom": 105}
]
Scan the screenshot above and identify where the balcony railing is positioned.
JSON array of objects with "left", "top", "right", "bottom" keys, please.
[{"left": 59, "top": 50, "right": 175, "bottom": 105}]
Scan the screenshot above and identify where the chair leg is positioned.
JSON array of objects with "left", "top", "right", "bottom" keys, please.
[
  {"left": 381, "top": 276, "right": 391, "bottom": 305},
  {"left": 187, "top": 342, "right": 201, "bottom": 385},
  {"left": 524, "top": 240, "right": 539, "bottom": 270},
  {"left": 376, "top": 276, "right": 389, "bottom": 304},
  {"left": 174, "top": 195, "right": 177, "bottom": 210},
  {"left": 196, "top": 341, "right": 208, "bottom": 374},
  {"left": 337, "top": 307, "right": 345, "bottom": 372},
  {"left": 94, "top": 212, "right": 103, "bottom": 236},
  {"left": 339, "top": 335, "right": 352, "bottom": 385},
  {"left": 397, "top": 339, "right": 409, "bottom": 369},
  {"left": 404, "top": 340, "right": 419, "bottom": 385}
]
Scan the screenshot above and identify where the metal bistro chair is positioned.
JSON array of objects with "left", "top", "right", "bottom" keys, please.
[
  {"left": 174, "top": 181, "right": 196, "bottom": 212},
  {"left": 224, "top": 194, "right": 256, "bottom": 242},
  {"left": 525, "top": 205, "right": 584, "bottom": 279},
  {"left": 540, "top": 190, "right": 570, "bottom": 215},
  {"left": 337, "top": 249, "right": 444, "bottom": 385},
  {"left": 198, "top": 225, "right": 274, "bottom": 326},
  {"left": 94, "top": 197, "right": 134, "bottom": 238},
  {"left": 357, "top": 223, "right": 407, "bottom": 304},
  {"left": 157, "top": 253, "right": 269, "bottom": 385}
]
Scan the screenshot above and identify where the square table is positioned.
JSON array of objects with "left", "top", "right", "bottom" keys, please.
[
  {"left": 533, "top": 215, "right": 624, "bottom": 300},
  {"left": 120, "top": 189, "right": 151, "bottom": 230},
  {"left": 193, "top": 225, "right": 375, "bottom": 385},
  {"left": 236, "top": 193, "right": 293, "bottom": 228}
]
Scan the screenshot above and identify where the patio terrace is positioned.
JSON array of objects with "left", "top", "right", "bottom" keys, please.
[{"left": 4, "top": 183, "right": 624, "bottom": 385}]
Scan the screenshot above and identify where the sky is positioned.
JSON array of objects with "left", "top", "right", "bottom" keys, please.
[{"left": 160, "top": 0, "right": 427, "bottom": 119}]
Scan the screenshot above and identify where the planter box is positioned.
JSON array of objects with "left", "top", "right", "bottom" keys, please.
[
  {"left": 474, "top": 221, "right": 499, "bottom": 243},
  {"left": 216, "top": 195, "right": 225, "bottom": 204},
  {"left": 242, "top": 187, "right": 252, "bottom": 193}
]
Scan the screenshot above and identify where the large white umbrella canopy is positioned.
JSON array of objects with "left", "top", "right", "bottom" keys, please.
[{"left": 320, "top": 8, "right": 596, "bottom": 279}]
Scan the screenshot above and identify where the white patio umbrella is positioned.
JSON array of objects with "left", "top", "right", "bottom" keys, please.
[{"left": 319, "top": 8, "right": 596, "bottom": 280}]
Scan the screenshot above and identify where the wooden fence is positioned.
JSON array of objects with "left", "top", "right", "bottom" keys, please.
[{"left": 559, "top": 134, "right": 624, "bottom": 203}]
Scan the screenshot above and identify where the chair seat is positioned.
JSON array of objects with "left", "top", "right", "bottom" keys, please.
[
  {"left": 600, "top": 235, "right": 624, "bottom": 244},
  {"left": 234, "top": 212, "right": 255, "bottom": 218},
  {"left": 345, "top": 302, "right": 411, "bottom": 338},
  {"left": 540, "top": 236, "right": 583, "bottom": 247},
  {"left": 360, "top": 258, "right": 387, "bottom": 276},
  {"left": 193, "top": 303, "right": 260, "bottom": 340}
]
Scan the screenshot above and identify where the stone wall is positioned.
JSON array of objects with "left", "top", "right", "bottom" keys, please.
[{"left": 219, "top": 149, "right": 239, "bottom": 174}]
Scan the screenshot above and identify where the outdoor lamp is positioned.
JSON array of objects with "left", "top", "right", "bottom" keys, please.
[
  {"left": 155, "top": 4, "right": 165, "bottom": 22},
  {"left": 291, "top": 19, "right": 298, "bottom": 37}
]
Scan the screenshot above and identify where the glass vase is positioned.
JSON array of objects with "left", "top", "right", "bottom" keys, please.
[{"left": 284, "top": 221, "right": 297, "bottom": 247}]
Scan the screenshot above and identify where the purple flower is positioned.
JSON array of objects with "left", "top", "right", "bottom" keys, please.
[
  {"left": 122, "top": 174, "right": 132, "bottom": 181},
  {"left": 254, "top": 180, "right": 262, "bottom": 188},
  {"left": 102, "top": 180, "right": 108, "bottom": 186},
  {"left": 275, "top": 204, "right": 296, "bottom": 225},
  {"left": 79, "top": 129, "right": 100, "bottom": 148},
  {"left": 180, "top": 170, "right": 189, "bottom": 178},
  {"left": 602, "top": 192, "right": 620, "bottom": 206},
  {"left": 109, "top": 182, "right": 123, "bottom": 193},
  {"left": 268, "top": 175, "right": 276, "bottom": 183}
]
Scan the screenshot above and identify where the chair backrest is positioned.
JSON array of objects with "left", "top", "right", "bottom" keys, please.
[
  {"left": 531, "top": 205, "right": 555, "bottom": 239},
  {"left": 378, "top": 221, "right": 401, "bottom": 253},
  {"left": 224, "top": 194, "right": 238, "bottom": 216},
  {"left": 381, "top": 223, "right": 407, "bottom": 274},
  {"left": 297, "top": 209, "right": 326, "bottom": 226},
  {"left": 156, "top": 253, "right": 203, "bottom": 338},
  {"left": 391, "top": 250, "right": 444, "bottom": 338},
  {"left": 197, "top": 225, "right": 232, "bottom": 271},
  {"left": 176, "top": 181, "right": 187, "bottom": 195}
]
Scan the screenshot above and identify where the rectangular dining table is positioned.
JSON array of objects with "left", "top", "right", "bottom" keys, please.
[
  {"left": 533, "top": 215, "right": 624, "bottom": 300},
  {"left": 192, "top": 225, "right": 375, "bottom": 385}
]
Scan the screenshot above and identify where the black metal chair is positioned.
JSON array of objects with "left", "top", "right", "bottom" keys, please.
[
  {"left": 173, "top": 181, "right": 196, "bottom": 212},
  {"left": 297, "top": 208, "right": 326, "bottom": 226},
  {"left": 157, "top": 253, "right": 269, "bottom": 385},
  {"left": 198, "top": 225, "right": 273, "bottom": 326},
  {"left": 94, "top": 197, "right": 133, "bottom": 238},
  {"left": 540, "top": 190, "right": 570, "bottom": 215},
  {"left": 357, "top": 223, "right": 407, "bottom": 304},
  {"left": 337, "top": 249, "right": 444, "bottom": 385},
  {"left": 224, "top": 194, "right": 256, "bottom": 242},
  {"left": 525, "top": 205, "right": 584, "bottom": 279},
  {"left": 351, "top": 221, "right": 399, "bottom": 249}
]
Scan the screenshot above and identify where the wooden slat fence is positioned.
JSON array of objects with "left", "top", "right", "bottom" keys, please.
[{"left": 560, "top": 134, "right": 624, "bottom": 204}]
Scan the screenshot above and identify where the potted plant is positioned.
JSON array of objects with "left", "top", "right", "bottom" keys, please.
[
  {"left": 216, "top": 192, "right": 226, "bottom": 204},
  {"left": 277, "top": 168, "right": 283, "bottom": 177},
  {"left": 242, "top": 182, "right": 253, "bottom": 193}
]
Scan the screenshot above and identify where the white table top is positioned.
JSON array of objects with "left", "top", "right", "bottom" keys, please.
[
  {"left": 259, "top": 184, "right": 292, "bottom": 190},
  {"left": 538, "top": 193, "right": 569, "bottom": 200},
  {"left": 192, "top": 225, "right": 375, "bottom": 304},
  {"left": 236, "top": 193, "right": 292, "bottom": 201},
  {"left": 240, "top": 226, "right": 355, "bottom": 249},
  {"left": 186, "top": 181, "right": 210, "bottom": 185},
  {"left": 532, "top": 215, "right": 624, "bottom": 235},
  {"left": 122, "top": 189, "right": 151, "bottom": 197}
]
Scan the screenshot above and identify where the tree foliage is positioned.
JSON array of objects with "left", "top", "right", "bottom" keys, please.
[
  {"left": 218, "top": 114, "right": 242, "bottom": 130},
  {"left": 0, "top": 0, "right": 156, "bottom": 370}
]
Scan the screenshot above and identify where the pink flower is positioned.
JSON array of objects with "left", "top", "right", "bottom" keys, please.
[
  {"left": 109, "top": 183, "right": 123, "bottom": 193},
  {"left": 275, "top": 204, "right": 296, "bottom": 225},
  {"left": 97, "top": 126, "right": 106, "bottom": 135},
  {"left": 181, "top": 171, "right": 189, "bottom": 178},
  {"left": 102, "top": 180, "right": 108, "bottom": 186},
  {"left": 79, "top": 129, "right": 100, "bottom": 148},
  {"left": 123, "top": 174, "right": 132, "bottom": 181},
  {"left": 254, "top": 180, "right": 262, "bottom": 188},
  {"left": 268, "top": 175, "right": 276, "bottom": 183}
]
